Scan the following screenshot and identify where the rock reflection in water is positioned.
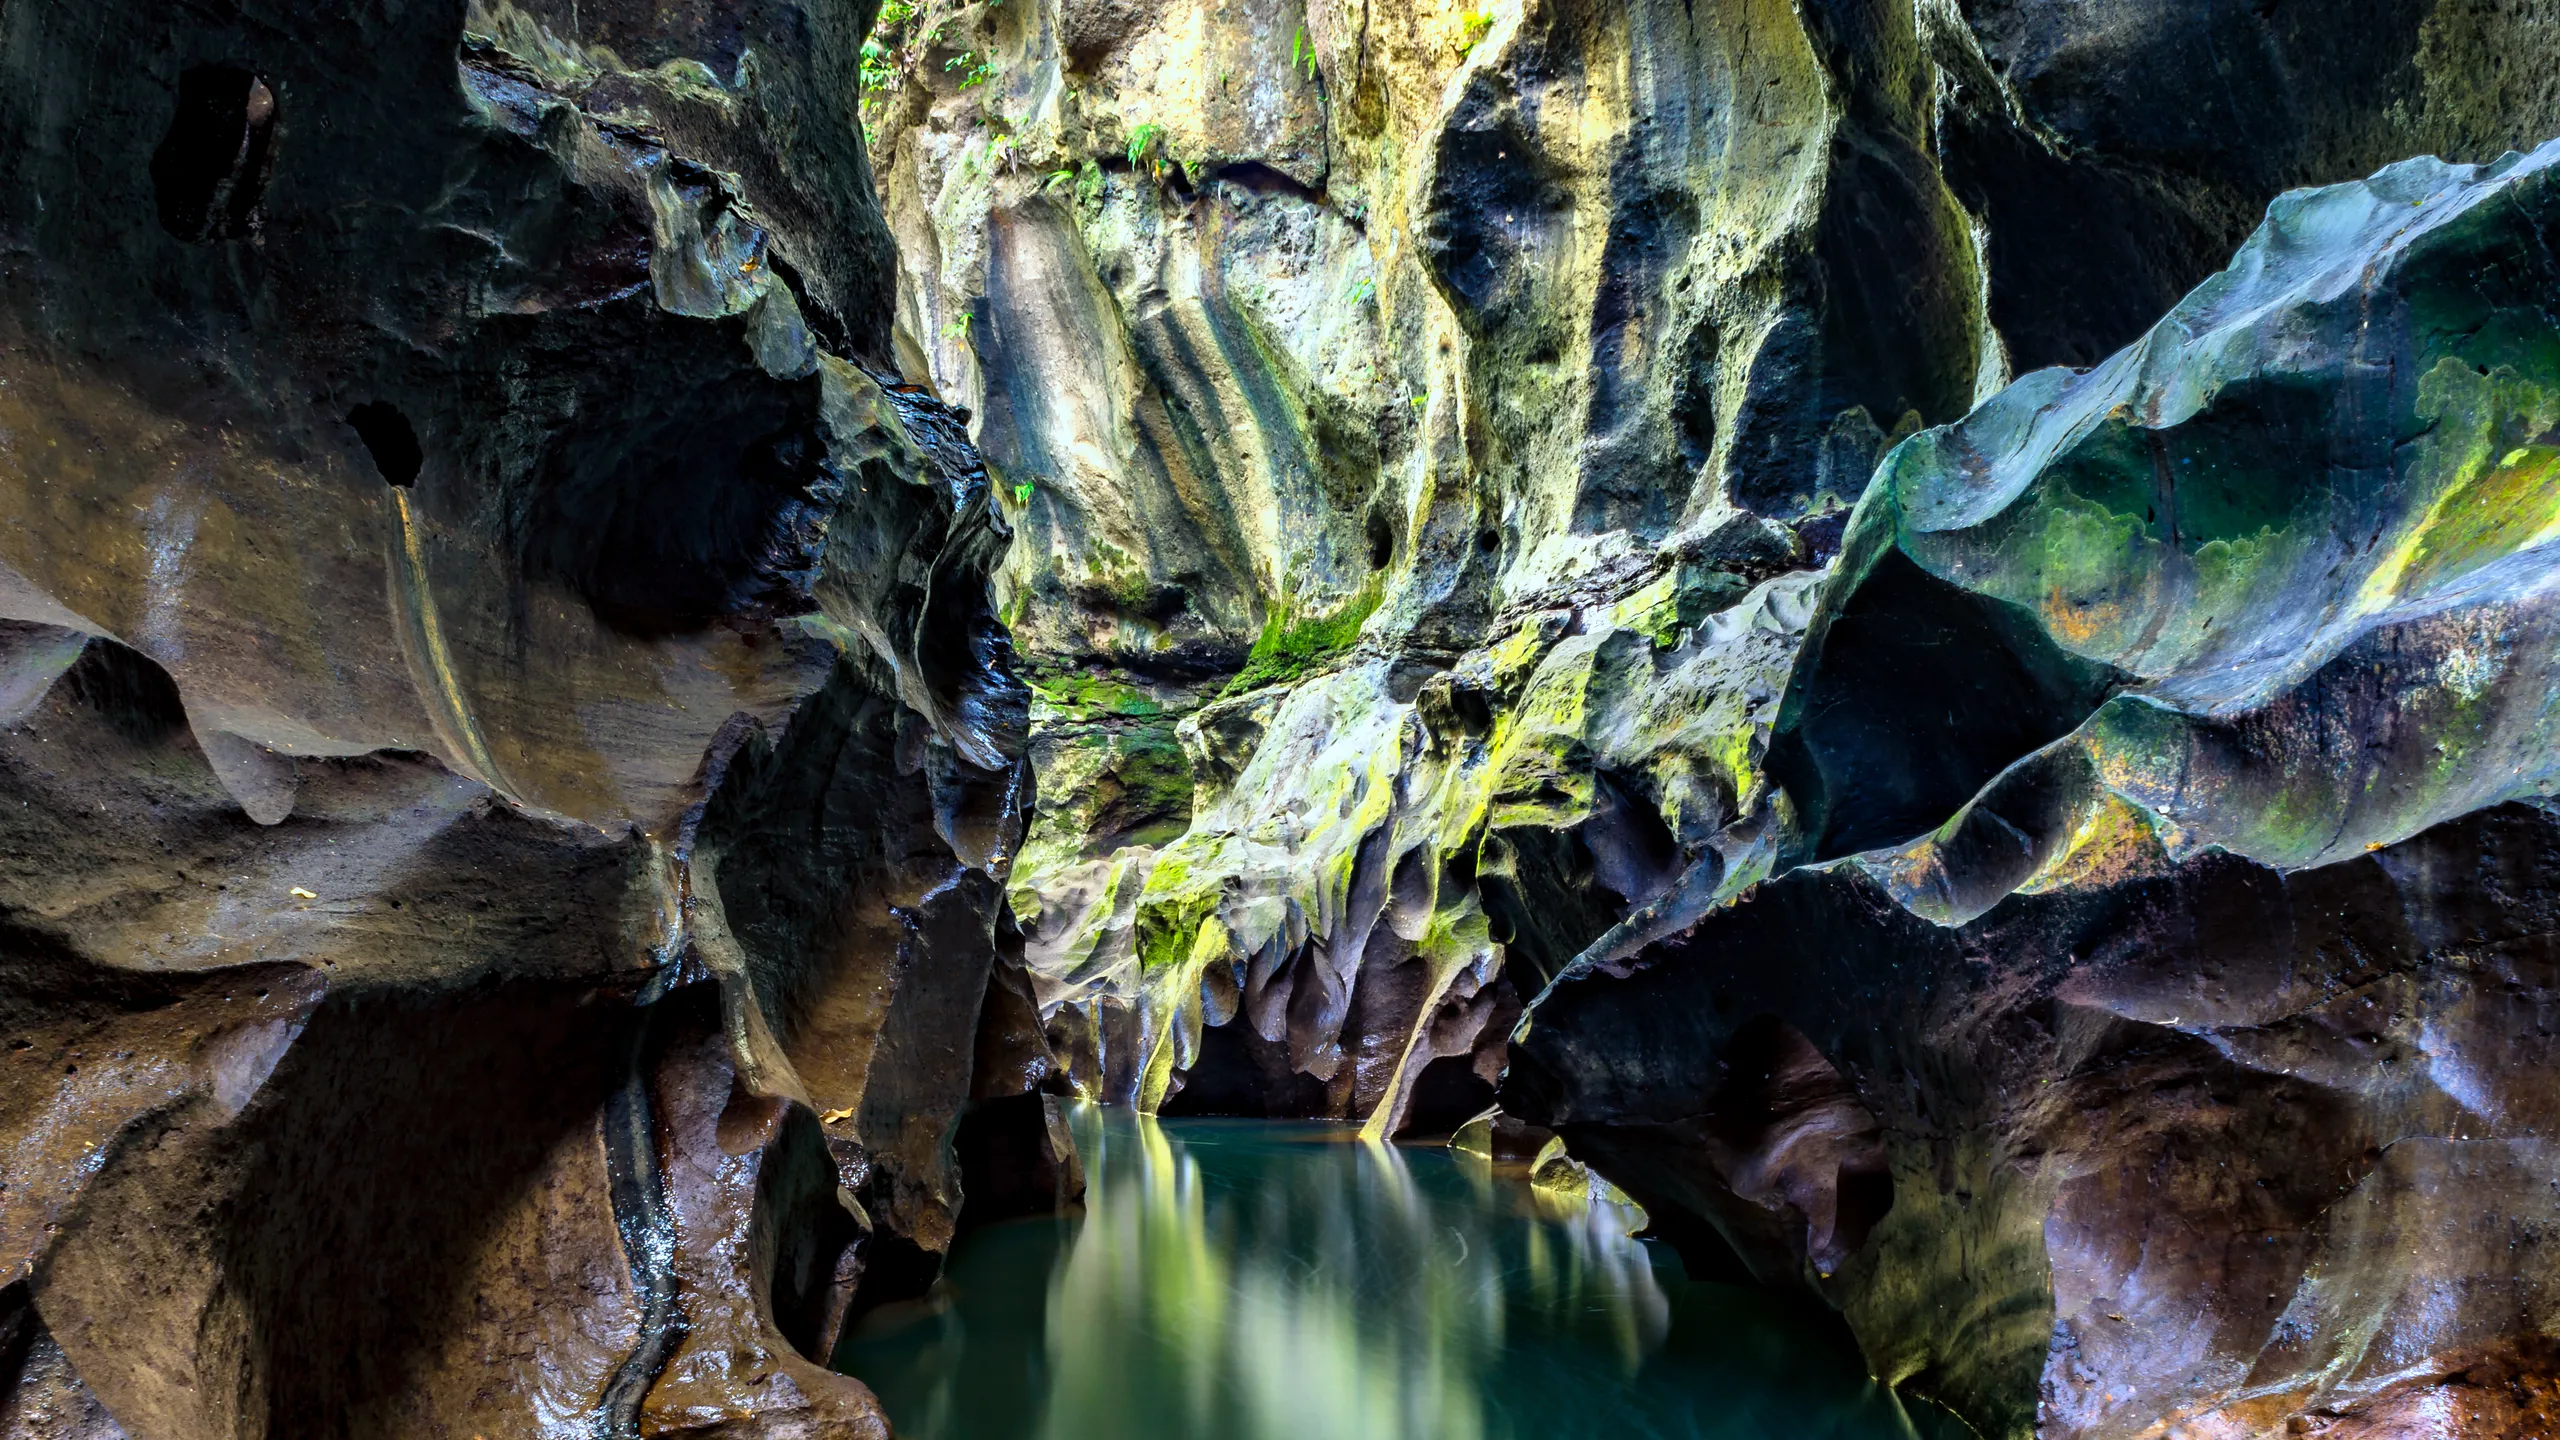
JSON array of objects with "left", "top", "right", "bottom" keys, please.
[{"left": 837, "top": 1105, "right": 1932, "bottom": 1439}]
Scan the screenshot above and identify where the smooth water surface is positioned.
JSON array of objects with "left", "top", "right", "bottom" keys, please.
[{"left": 837, "top": 1105, "right": 1941, "bottom": 1440}]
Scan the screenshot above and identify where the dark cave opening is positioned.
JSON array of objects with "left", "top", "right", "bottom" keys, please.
[
  {"left": 346, "top": 403, "right": 423, "bottom": 489},
  {"left": 151, "top": 65, "right": 278, "bottom": 244}
]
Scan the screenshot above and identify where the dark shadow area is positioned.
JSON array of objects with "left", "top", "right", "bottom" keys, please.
[
  {"left": 519, "top": 374, "right": 842, "bottom": 636},
  {"left": 58, "top": 638, "right": 189, "bottom": 747},
  {"left": 151, "top": 65, "right": 279, "bottom": 244},
  {"left": 1158, "top": 1020, "right": 1332, "bottom": 1118},
  {"left": 1767, "top": 548, "right": 2123, "bottom": 862},
  {"left": 347, "top": 403, "right": 422, "bottom": 488},
  {"left": 1402, "top": 1052, "right": 1495, "bottom": 1135}
]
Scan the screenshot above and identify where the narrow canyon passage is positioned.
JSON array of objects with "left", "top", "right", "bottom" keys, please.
[{"left": 9, "top": 0, "right": 2560, "bottom": 1437}]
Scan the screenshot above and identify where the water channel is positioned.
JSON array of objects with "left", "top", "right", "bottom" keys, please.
[{"left": 837, "top": 1104, "right": 1953, "bottom": 1440}]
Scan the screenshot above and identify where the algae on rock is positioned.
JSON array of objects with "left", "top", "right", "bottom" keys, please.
[
  {"left": 0, "top": 1, "right": 1066, "bottom": 1435},
  {"left": 872, "top": 0, "right": 2560, "bottom": 1433}
]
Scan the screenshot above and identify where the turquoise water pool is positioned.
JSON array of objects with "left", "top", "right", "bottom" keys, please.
[{"left": 837, "top": 1104, "right": 1947, "bottom": 1440}]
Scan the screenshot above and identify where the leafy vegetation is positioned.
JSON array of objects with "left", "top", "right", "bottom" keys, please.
[
  {"left": 1126, "top": 121, "right": 1167, "bottom": 169},
  {"left": 1290, "top": 25, "right": 1320, "bottom": 80},
  {"left": 859, "top": 0, "right": 1000, "bottom": 137},
  {"left": 1458, "top": 9, "right": 1496, "bottom": 55}
]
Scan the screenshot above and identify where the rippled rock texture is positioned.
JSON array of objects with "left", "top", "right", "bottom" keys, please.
[
  {"left": 870, "top": 0, "right": 2560, "bottom": 1131},
  {"left": 1513, "top": 145, "right": 2560, "bottom": 1435},
  {"left": 868, "top": 0, "right": 2560, "bottom": 1433},
  {"left": 0, "top": 1, "right": 1060, "bottom": 1435}
]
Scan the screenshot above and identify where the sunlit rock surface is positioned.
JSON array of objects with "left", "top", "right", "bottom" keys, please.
[
  {"left": 1512, "top": 142, "right": 2560, "bottom": 1436},
  {"left": 869, "top": 0, "right": 2560, "bottom": 1142},
  {"left": 868, "top": 0, "right": 2560, "bottom": 1433},
  {"left": 0, "top": 1, "right": 1059, "bottom": 1435}
]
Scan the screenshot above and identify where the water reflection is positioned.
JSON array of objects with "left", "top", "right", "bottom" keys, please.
[{"left": 838, "top": 1105, "right": 1938, "bottom": 1440}]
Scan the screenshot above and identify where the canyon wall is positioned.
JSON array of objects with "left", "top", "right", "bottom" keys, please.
[
  {"left": 870, "top": 0, "right": 2560, "bottom": 1433},
  {"left": 0, "top": 1, "right": 1068, "bottom": 1436}
]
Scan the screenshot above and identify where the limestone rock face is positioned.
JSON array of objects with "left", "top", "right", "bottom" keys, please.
[
  {"left": 0, "top": 1, "right": 1052, "bottom": 1435},
  {"left": 872, "top": 0, "right": 2560, "bottom": 1432},
  {"left": 1512, "top": 144, "right": 2560, "bottom": 1436},
  {"left": 869, "top": 0, "right": 2560, "bottom": 1144}
]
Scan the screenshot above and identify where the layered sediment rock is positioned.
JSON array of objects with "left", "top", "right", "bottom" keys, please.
[{"left": 0, "top": 1, "right": 1058, "bottom": 1435}]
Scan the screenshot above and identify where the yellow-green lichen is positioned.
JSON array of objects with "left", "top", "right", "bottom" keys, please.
[{"left": 1221, "top": 579, "right": 1384, "bottom": 696}]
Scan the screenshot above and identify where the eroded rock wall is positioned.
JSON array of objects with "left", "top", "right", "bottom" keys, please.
[
  {"left": 1521, "top": 142, "right": 2560, "bottom": 1435},
  {"left": 871, "top": 0, "right": 2560, "bottom": 1133},
  {"left": 0, "top": 1, "right": 1061, "bottom": 1435},
  {"left": 872, "top": 0, "right": 2560, "bottom": 1433}
]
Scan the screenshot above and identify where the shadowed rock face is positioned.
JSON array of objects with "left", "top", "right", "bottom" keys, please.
[
  {"left": 0, "top": 1, "right": 1063, "bottom": 1435},
  {"left": 1513, "top": 144, "right": 2560, "bottom": 1436}
]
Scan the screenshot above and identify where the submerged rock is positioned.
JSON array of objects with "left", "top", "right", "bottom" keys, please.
[{"left": 0, "top": 1, "right": 1052, "bottom": 1435}]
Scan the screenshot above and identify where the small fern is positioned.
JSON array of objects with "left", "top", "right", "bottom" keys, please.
[
  {"left": 1290, "top": 25, "right": 1319, "bottom": 80},
  {"left": 1126, "top": 121, "right": 1166, "bottom": 168}
]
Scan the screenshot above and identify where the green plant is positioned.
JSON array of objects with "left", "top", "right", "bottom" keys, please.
[
  {"left": 1014, "top": 480, "right": 1035, "bottom": 505},
  {"left": 1458, "top": 8, "right": 1495, "bottom": 54},
  {"left": 1126, "top": 121, "right": 1166, "bottom": 169},
  {"left": 861, "top": 38, "right": 900, "bottom": 93},
  {"left": 1045, "top": 166, "right": 1076, "bottom": 190},
  {"left": 1344, "top": 275, "right": 1375, "bottom": 306},
  {"left": 860, "top": 0, "right": 974, "bottom": 136},
  {"left": 963, "top": 131, "right": 1016, "bottom": 175},
  {"left": 940, "top": 315, "right": 971, "bottom": 339},
  {"left": 945, "top": 48, "right": 997, "bottom": 87},
  {"left": 1290, "top": 25, "right": 1319, "bottom": 80}
]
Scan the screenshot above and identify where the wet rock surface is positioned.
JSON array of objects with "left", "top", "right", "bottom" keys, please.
[
  {"left": 861, "top": 0, "right": 2560, "bottom": 1151},
  {"left": 1513, "top": 144, "right": 2560, "bottom": 1436},
  {"left": 866, "top": 0, "right": 2560, "bottom": 1433},
  {"left": 13, "top": 0, "right": 2560, "bottom": 1434},
  {"left": 0, "top": 1, "right": 1052, "bottom": 1435}
]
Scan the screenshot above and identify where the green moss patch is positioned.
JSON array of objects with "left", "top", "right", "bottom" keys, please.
[{"left": 1221, "top": 580, "right": 1383, "bottom": 696}]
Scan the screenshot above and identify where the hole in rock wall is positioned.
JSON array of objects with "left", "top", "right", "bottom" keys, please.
[
  {"left": 1402, "top": 1052, "right": 1496, "bottom": 1134},
  {"left": 151, "top": 66, "right": 279, "bottom": 244},
  {"left": 1366, "top": 508, "right": 1395, "bottom": 570},
  {"left": 1766, "top": 548, "right": 2124, "bottom": 862},
  {"left": 346, "top": 403, "right": 422, "bottom": 488},
  {"left": 522, "top": 389, "right": 841, "bottom": 637},
  {"left": 1157, "top": 1021, "right": 1333, "bottom": 1118},
  {"left": 60, "top": 640, "right": 189, "bottom": 747}
]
